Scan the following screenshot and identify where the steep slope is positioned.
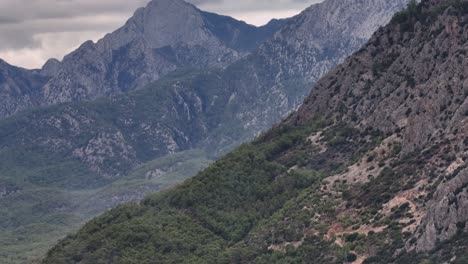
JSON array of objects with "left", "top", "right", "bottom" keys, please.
[
  {"left": 0, "top": 0, "right": 284, "bottom": 119},
  {"left": 44, "top": 0, "right": 468, "bottom": 263}
]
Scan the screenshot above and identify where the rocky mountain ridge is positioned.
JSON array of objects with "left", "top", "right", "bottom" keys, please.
[{"left": 0, "top": 0, "right": 285, "bottom": 118}]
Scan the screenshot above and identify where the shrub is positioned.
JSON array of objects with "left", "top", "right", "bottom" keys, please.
[{"left": 347, "top": 253, "right": 358, "bottom": 262}]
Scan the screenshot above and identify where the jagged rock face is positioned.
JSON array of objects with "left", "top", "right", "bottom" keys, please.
[
  {"left": 228, "top": 0, "right": 412, "bottom": 135},
  {"left": 415, "top": 168, "right": 468, "bottom": 252}
]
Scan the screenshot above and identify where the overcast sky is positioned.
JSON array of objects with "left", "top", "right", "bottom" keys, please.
[{"left": 0, "top": 0, "right": 323, "bottom": 69}]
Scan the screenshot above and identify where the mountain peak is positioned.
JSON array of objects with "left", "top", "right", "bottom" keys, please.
[
  {"left": 41, "top": 58, "right": 61, "bottom": 77},
  {"left": 147, "top": 0, "right": 190, "bottom": 8},
  {"left": 104, "top": 0, "right": 208, "bottom": 50}
]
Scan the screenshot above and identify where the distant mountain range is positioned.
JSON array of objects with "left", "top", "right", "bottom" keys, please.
[
  {"left": 45, "top": 0, "right": 468, "bottom": 263},
  {"left": 0, "top": 0, "right": 285, "bottom": 118},
  {"left": 0, "top": 0, "right": 411, "bottom": 262}
]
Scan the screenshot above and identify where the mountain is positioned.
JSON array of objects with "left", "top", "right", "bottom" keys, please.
[
  {"left": 0, "top": 0, "right": 412, "bottom": 263},
  {"left": 43, "top": 0, "right": 468, "bottom": 263},
  {"left": 0, "top": 0, "right": 285, "bottom": 119}
]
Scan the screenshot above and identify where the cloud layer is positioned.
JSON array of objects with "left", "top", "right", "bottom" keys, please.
[{"left": 0, "top": 0, "right": 321, "bottom": 69}]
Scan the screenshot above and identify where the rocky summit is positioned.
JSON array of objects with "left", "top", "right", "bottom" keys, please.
[{"left": 43, "top": 0, "right": 468, "bottom": 263}]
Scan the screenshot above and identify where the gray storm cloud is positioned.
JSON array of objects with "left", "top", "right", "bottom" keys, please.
[{"left": 0, "top": 0, "right": 321, "bottom": 68}]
